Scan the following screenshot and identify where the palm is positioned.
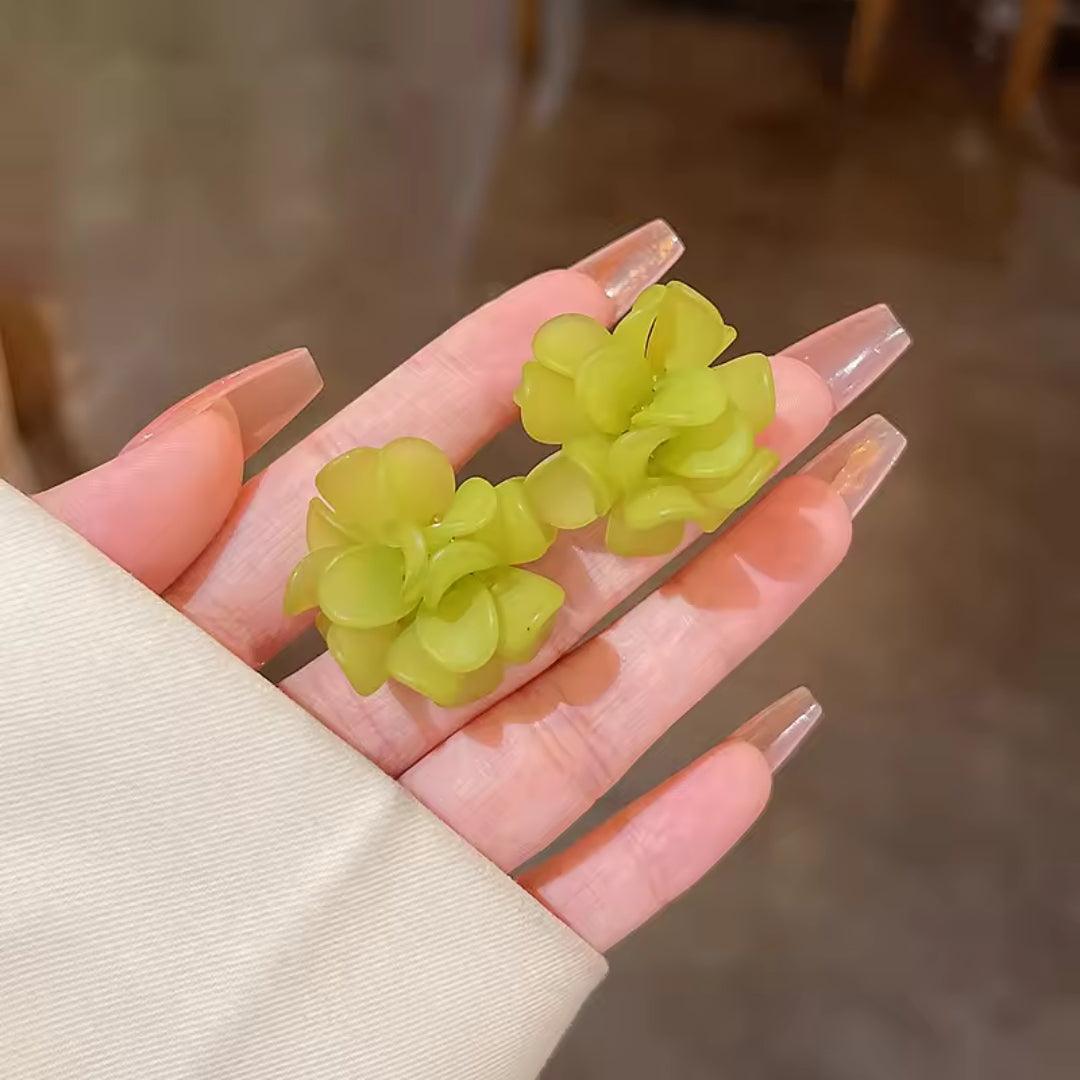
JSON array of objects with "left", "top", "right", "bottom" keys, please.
[{"left": 38, "top": 227, "right": 904, "bottom": 951}]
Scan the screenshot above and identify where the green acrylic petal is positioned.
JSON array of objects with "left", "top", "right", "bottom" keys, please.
[
  {"left": 317, "top": 544, "right": 419, "bottom": 628},
  {"left": 630, "top": 283, "right": 666, "bottom": 315},
  {"left": 315, "top": 447, "right": 389, "bottom": 537},
  {"left": 612, "top": 305, "right": 658, "bottom": 360},
  {"left": 575, "top": 341, "right": 653, "bottom": 435},
  {"left": 525, "top": 451, "right": 603, "bottom": 530},
  {"left": 380, "top": 437, "right": 456, "bottom": 526},
  {"left": 631, "top": 367, "right": 727, "bottom": 429},
  {"left": 415, "top": 577, "right": 499, "bottom": 674},
  {"left": 563, "top": 434, "right": 616, "bottom": 514},
  {"left": 622, "top": 483, "right": 708, "bottom": 531},
  {"left": 386, "top": 522, "right": 428, "bottom": 603},
  {"left": 653, "top": 408, "right": 755, "bottom": 479},
  {"left": 306, "top": 498, "right": 362, "bottom": 549},
  {"left": 425, "top": 476, "right": 498, "bottom": 548},
  {"left": 489, "top": 566, "right": 565, "bottom": 664},
  {"left": 512, "top": 282, "right": 779, "bottom": 562},
  {"left": 283, "top": 546, "right": 348, "bottom": 615},
  {"left": 716, "top": 351, "right": 776, "bottom": 433},
  {"left": 604, "top": 502, "right": 684, "bottom": 556},
  {"left": 697, "top": 507, "right": 734, "bottom": 534},
  {"left": 609, "top": 426, "right": 672, "bottom": 494},
  {"left": 695, "top": 447, "right": 780, "bottom": 510},
  {"left": 514, "top": 361, "right": 595, "bottom": 445},
  {"left": 388, "top": 624, "right": 504, "bottom": 708},
  {"left": 423, "top": 540, "right": 499, "bottom": 608},
  {"left": 326, "top": 621, "right": 398, "bottom": 695},
  {"left": 532, "top": 313, "right": 612, "bottom": 378},
  {"left": 647, "top": 281, "right": 737, "bottom": 371},
  {"left": 473, "top": 477, "right": 557, "bottom": 564}
]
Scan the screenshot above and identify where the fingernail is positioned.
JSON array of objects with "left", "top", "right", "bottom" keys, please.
[
  {"left": 573, "top": 219, "right": 685, "bottom": 319},
  {"left": 799, "top": 414, "right": 907, "bottom": 517},
  {"left": 122, "top": 348, "right": 323, "bottom": 458},
  {"left": 780, "top": 304, "right": 910, "bottom": 412},
  {"left": 733, "top": 687, "right": 823, "bottom": 773}
]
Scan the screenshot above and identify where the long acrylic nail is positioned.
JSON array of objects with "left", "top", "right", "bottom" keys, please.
[
  {"left": 122, "top": 347, "right": 323, "bottom": 459},
  {"left": 800, "top": 414, "right": 907, "bottom": 517},
  {"left": 573, "top": 219, "right": 685, "bottom": 319},
  {"left": 733, "top": 687, "right": 823, "bottom": 773},
  {"left": 780, "top": 303, "right": 910, "bottom": 412}
]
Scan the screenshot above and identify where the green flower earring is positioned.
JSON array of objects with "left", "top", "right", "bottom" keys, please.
[
  {"left": 515, "top": 281, "right": 779, "bottom": 555},
  {"left": 284, "top": 437, "right": 565, "bottom": 707}
]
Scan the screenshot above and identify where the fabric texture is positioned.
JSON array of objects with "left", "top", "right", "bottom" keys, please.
[{"left": 0, "top": 482, "right": 606, "bottom": 1079}]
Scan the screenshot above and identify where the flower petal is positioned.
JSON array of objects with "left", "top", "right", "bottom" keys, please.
[
  {"left": 514, "top": 361, "right": 595, "bottom": 445},
  {"left": 653, "top": 408, "right": 755, "bottom": 479},
  {"left": 306, "top": 498, "right": 362, "bottom": 549},
  {"left": 283, "top": 545, "right": 348, "bottom": 615},
  {"left": 415, "top": 577, "right": 499, "bottom": 674},
  {"left": 563, "top": 434, "right": 616, "bottom": 514},
  {"left": 716, "top": 351, "right": 775, "bottom": 432},
  {"left": 315, "top": 447, "right": 390, "bottom": 537},
  {"left": 532, "top": 313, "right": 612, "bottom": 378},
  {"left": 326, "top": 621, "right": 399, "bottom": 695},
  {"left": 380, "top": 437, "right": 456, "bottom": 526},
  {"left": 694, "top": 447, "right": 780, "bottom": 510},
  {"left": 604, "top": 501, "right": 684, "bottom": 556},
  {"left": 424, "top": 476, "right": 498, "bottom": 549},
  {"left": 473, "top": 477, "right": 557, "bottom": 564},
  {"left": 631, "top": 367, "right": 728, "bottom": 429},
  {"left": 525, "top": 451, "right": 604, "bottom": 530},
  {"left": 622, "top": 483, "right": 708, "bottom": 531},
  {"left": 388, "top": 624, "right": 504, "bottom": 708},
  {"left": 609, "top": 425, "right": 672, "bottom": 494},
  {"left": 613, "top": 308, "right": 657, "bottom": 362},
  {"left": 423, "top": 540, "right": 499, "bottom": 608},
  {"left": 386, "top": 522, "right": 428, "bottom": 603},
  {"left": 648, "top": 281, "right": 737, "bottom": 371},
  {"left": 488, "top": 567, "right": 565, "bottom": 664},
  {"left": 575, "top": 341, "right": 653, "bottom": 435},
  {"left": 317, "top": 544, "right": 419, "bottom": 628}
]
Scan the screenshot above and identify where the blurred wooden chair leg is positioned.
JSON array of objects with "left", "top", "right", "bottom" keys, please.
[
  {"left": 1001, "top": 0, "right": 1060, "bottom": 127},
  {"left": 0, "top": 345, "right": 36, "bottom": 491},
  {"left": 519, "top": 0, "right": 541, "bottom": 77},
  {"left": 845, "top": 0, "right": 899, "bottom": 95}
]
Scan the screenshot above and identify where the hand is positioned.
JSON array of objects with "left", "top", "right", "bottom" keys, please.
[{"left": 36, "top": 221, "right": 909, "bottom": 952}]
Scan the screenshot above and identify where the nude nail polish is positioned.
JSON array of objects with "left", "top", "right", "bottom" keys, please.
[
  {"left": 122, "top": 348, "right": 323, "bottom": 459},
  {"left": 800, "top": 414, "right": 907, "bottom": 518},
  {"left": 733, "top": 687, "right": 823, "bottom": 773},
  {"left": 573, "top": 219, "right": 685, "bottom": 318},
  {"left": 780, "top": 304, "right": 911, "bottom": 412}
]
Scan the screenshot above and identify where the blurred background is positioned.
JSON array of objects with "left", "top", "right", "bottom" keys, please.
[{"left": 2, "top": 0, "right": 1078, "bottom": 1076}]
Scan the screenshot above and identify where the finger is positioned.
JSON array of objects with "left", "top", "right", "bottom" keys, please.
[
  {"left": 401, "top": 416, "right": 905, "bottom": 871},
  {"left": 34, "top": 349, "right": 321, "bottom": 594},
  {"left": 519, "top": 688, "right": 822, "bottom": 951},
  {"left": 167, "top": 220, "right": 683, "bottom": 664},
  {"left": 35, "top": 409, "right": 242, "bottom": 593},
  {"left": 521, "top": 746, "right": 764, "bottom": 952},
  {"left": 282, "top": 305, "right": 908, "bottom": 776}
]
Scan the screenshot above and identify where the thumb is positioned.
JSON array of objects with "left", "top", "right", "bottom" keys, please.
[{"left": 34, "top": 349, "right": 322, "bottom": 594}]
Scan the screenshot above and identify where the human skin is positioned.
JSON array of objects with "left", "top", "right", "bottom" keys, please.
[{"left": 34, "top": 221, "right": 908, "bottom": 951}]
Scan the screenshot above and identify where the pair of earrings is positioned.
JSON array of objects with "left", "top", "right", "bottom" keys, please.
[{"left": 285, "top": 282, "right": 778, "bottom": 706}]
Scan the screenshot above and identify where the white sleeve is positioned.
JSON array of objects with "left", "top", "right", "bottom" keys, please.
[{"left": 0, "top": 482, "right": 605, "bottom": 1080}]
